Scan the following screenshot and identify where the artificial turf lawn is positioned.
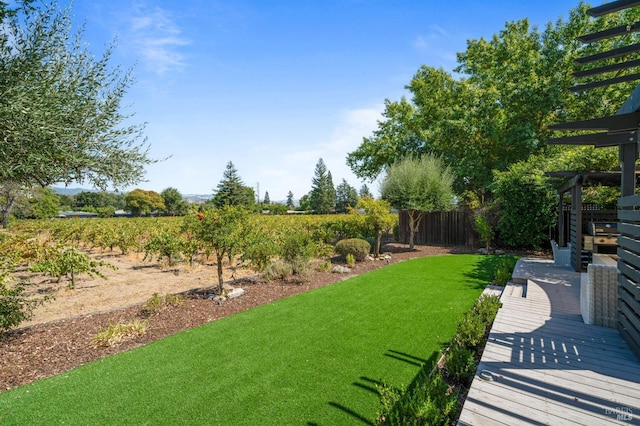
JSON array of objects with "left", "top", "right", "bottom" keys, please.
[{"left": 0, "top": 254, "right": 501, "bottom": 425}]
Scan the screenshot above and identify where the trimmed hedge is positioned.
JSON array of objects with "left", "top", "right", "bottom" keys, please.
[{"left": 335, "top": 238, "right": 370, "bottom": 261}]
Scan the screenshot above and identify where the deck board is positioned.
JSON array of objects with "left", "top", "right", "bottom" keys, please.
[{"left": 458, "top": 258, "right": 640, "bottom": 425}]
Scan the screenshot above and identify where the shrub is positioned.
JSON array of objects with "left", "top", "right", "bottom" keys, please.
[
  {"left": 262, "top": 260, "right": 293, "bottom": 281},
  {"left": 93, "top": 319, "right": 148, "bottom": 347},
  {"left": 493, "top": 255, "right": 518, "bottom": 286},
  {"left": 444, "top": 342, "right": 477, "bottom": 387},
  {"left": 0, "top": 277, "right": 40, "bottom": 334},
  {"left": 317, "top": 260, "right": 332, "bottom": 272},
  {"left": 144, "top": 293, "right": 185, "bottom": 315},
  {"left": 345, "top": 253, "right": 356, "bottom": 267},
  {"left": 377, "top": 371, "right": 458, "bottom": 425},
  {"left": 279, "top": 231, "right": 316, "bottom": 263},
  {"left": 335, "top": 238, "right": 370, "bottom": 261}
]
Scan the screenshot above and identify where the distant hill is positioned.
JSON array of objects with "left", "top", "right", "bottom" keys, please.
[
  {"left": 51, "top": 187, "right": 214, "bottom": 203},
  {"left": 51, "top": 187, "right": 99, "bottom": 195}
]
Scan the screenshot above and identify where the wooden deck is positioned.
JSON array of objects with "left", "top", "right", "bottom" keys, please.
[{"left": 458, "top": 258, "right": 640, "bottom": 425}]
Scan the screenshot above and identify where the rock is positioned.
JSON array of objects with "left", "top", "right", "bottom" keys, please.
[
  {"left": 477, "top": 248, "right": 490, "bottom": 255},
  {"left": 495, "top": 249, "right": 505, "bottom": 255},
  {"left": 226, "top": 288, "right": 245, "bottom": 299},
  {"left": 331, "top": 265, "right": 351, "bottom": 274}
]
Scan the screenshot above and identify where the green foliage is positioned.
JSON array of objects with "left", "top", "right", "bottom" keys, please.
[
  {"left": 125, "top": 189, "right": 165, "bottom": 216},
  {"left": 143, "top": 231, "right": 185, "bottom": 266},
  {"left": 0, "top": 262, "right": 44, "bottom": 334},
  {"left": 183, "top": 206, "right": 249, "bottom": 292},
  {"left": 317, "top": 260, "right": 332, "bottom": 272},
  {"left": 335, "top": 238, "right": 371, "bottom": 261},
  {"left": 493, "top": 255, "right": 518, "bottom": 286},
  {"left": 358, "top": 196, "right": 396, "bottom": 256},
  {"left": 456, "top": 295, "right": 501, "bottom": 351},
  {"left": 279, "top": 230, "right": 316, "bottom": 263},
  {"left": 160, "top": 187, "right": 188, "bottom": 216},
  {"left": 335, "top": 179, "right": 358, "bottom": 213},
  {"left": 309, "top": 158, "right": 336, "bottom": 214},
  {"left": 493, "top": 162, "right": 556, "bottom": 248},
  {"left": 29, "top": 246, "right": 117, "bottom": 289},
  {"left": 286, "top": 191, "right": 295, "bottom": 209},
  {"left": 11, "top": 187, "right": 60, "bottom": 220},
  {"left": 380, "top": 155, "right": 454, "bottom": 249},
  {"left": 212, "top": 161, "right": 255, "bottom": 208},
  {"left": 348, "top": 6, "right": 640, "bottom": 203},
  {"left": 444, "top": 342, "right": 476, "bottom": 388},
  {"left": 474, "top": 213, "right": 494, "bottom": 251},
  {"left": 345, "top": 253, "right": 356, "bottom": 268},
  {"left": 267, "top": 203, "right": 288, "bottom": 215},
  {"left": 377, "top": 372, "right": 458, "bottom": 425},
  {"left": 0, "top": 2, "right": 155, "bottom": 191}
]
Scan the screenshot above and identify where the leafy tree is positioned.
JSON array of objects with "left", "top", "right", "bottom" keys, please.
[
  {"left": 380, "top": 155, "right": 454, "bottom": 250},
  {"left": 269, "top": 203, "right": 288, "bottom": 215},
  {"left": 0, "top": 183, "right": 25, "bottom": 227},
  {"left": 212, "top": 161, "right": 255, "bottom": 208},
  {"left": 124, "top": 189, "right": 165, "bottom": 216},
  {"left": 12, "top": 187, "right": 60, "bottom": 220},
  {"left": 359, "top": 184, "right": 373, "bottom": 199},
  {"left": 184, "top": 206, "right": 249, "bottom": 293},
  {"left": 335, "top": 179, "right": 358, "bottom": 213},
  {"left": 299, "top": 194, "right": 311, "bottom": 212},
  {"left": 0, "top": 3, "right": 155, "bottom": 198},
  {"left": 75, "top": 191, "right": 125, "bottom": 211},
  {"left": 286, "top": 191, "right": 295, "bottom": 209},
  {"left": 161, "top": 187, "right": 188, "bottom": 216},
  {"left": 309, "top": 158, "right": 335, "bottom": 214},
  {"left": 357, "top": 196, "right": 396, "bottom": 256},
  {"left": 347, "top": 5, "right": 640, "bottom": 204},
  {"left": 493, "top": 161, "right": 557, "bottom": 249}
]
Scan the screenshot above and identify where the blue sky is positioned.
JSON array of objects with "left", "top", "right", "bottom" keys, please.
[{"left": 66, "top": 0, "right": 580, "bottom": 201}]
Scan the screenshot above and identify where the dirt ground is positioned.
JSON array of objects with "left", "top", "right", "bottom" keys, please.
[{"left": 1, "top": 243, "right": 477, "bottom": 392}]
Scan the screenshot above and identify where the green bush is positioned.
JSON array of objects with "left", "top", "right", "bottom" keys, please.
[
  {"left": 262, "top": 260, "right": 293, "bottom": 281},
  {"left": 335, "top": 238, "right": 371, "bottom": 261},
  {"left": 377, "top": 371, "right": 458, "bottom": 425},
  {"left": 444, "top": 342, "right": 476, "bottom": 387},
  {"left": 345, "top": 253, "right": 356, "bottom": 267},
  {"left": 493, "top": 255, "right": 518, "bottom": 286}
]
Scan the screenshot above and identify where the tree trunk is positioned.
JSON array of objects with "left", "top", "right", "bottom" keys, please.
[
  {"left": 374, "top": 226, "right": 382, "bottom": 257},
  {"left": 216, "top": 252, "right": 225, "bottom": 294}
]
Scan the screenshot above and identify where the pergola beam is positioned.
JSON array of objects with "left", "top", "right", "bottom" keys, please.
[
  {"left": 587, "top": 0, "right": 640, "bottom": 17},
  {"left": 548, "top": 111, "right": 640, "bottom": 131},
  {"left": 547, "top": 131, "right": 638, "bottom": 146},
  {"left": 578, "top": 21, "right": 640, "bottom": 43}
]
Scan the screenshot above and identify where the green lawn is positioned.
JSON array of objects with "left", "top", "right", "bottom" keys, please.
[{"left": 0, "top": 254, "right": 498, "bottom": 425}]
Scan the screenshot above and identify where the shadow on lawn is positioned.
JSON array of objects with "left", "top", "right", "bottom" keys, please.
[
  {"left": 463, "top": 254, "right": 519, "bottom": 289},
  {"left": 311, "top": 350, "right": 440, "bottom": 425}
]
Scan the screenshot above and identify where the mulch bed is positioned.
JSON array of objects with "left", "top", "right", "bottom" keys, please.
[{"left": 0, "top": 244, "right": 479, "bottom": 392}]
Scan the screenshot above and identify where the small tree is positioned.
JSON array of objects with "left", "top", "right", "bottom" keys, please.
[
  {"left": 380, "top": 155, "right": 454, "bottom": 250},
  {"left": 184, "top": 206, "right": 249, "bottom": 294},
  {"left": 357, "top": 196, "right": 396, "bottom": 256}
]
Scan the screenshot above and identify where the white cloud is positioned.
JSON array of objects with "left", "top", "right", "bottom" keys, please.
[{"left": 128, "top": 6, "right": 191, "bottom": 75}]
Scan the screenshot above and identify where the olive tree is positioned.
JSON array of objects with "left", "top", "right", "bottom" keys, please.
[
  {"left": 0, "top": 3, "right": 155, "bottom": 210},
  {"left": 380, "top": 155, "right": 454, "bottom": 250}
]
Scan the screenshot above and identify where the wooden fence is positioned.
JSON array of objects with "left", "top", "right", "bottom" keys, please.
[
  {"left": 617, "top": 195, "right": 640, "bottom": 359},
  {"left": 397, "top": 209, "right": 479, "bottom": 246}
]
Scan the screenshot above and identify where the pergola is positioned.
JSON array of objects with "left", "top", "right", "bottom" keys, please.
[{"left": 547, "top": 0, "right": 640, "bottom": 358}]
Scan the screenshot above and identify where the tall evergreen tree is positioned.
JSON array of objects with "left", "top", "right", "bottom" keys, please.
[
  {"left": 359, "top": 184, "right": 373, "bottom": 199},
  {"left": 212, "top": 161, "right": 255, "bottom": 208},
  {"left": 335, "top": 179, "right": 358, "bottom": 213},
  {"left": 309, "top": 158, "right": 335, "bottom": 214},
  {"left": 263, "top": 191, "right": 270, "bottom": 205},
  {"left": 286, "top": 191, "right": 295, "bottom": 209}
]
